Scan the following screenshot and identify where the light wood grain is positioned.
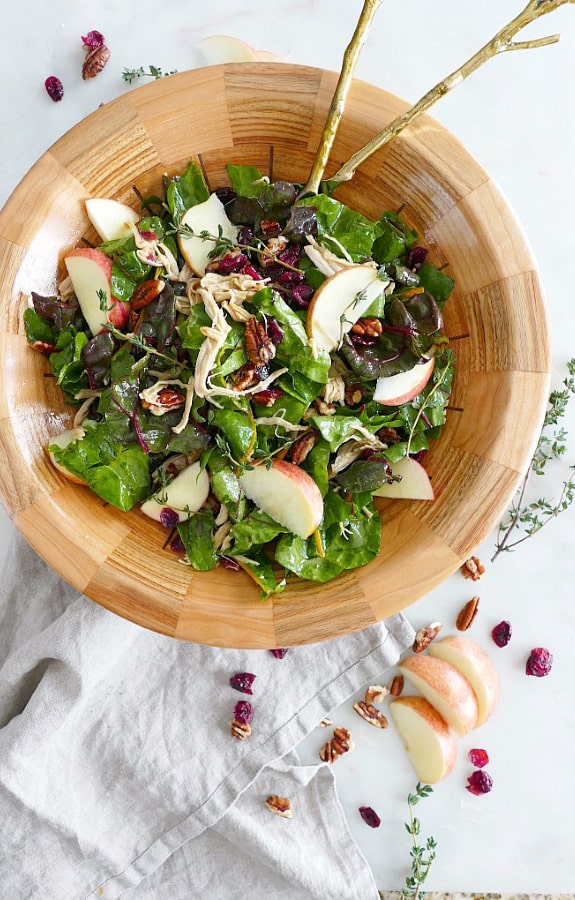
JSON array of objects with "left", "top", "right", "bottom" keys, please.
[{"left": 0, "top": 64, "right": 551, "bottom": 647}]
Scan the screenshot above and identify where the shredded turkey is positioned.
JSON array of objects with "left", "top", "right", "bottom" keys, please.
[
  {"left": 129, "top": 224, "right": 180, "bottom": 280},
  {"left": 138, "top": 376, "right": 196, "bottom": 435},
  {"left": 304, "top": 236, "right": 378, "bottom": 278},
  {"left": 329, "top": 437, "right": 388, "bottom": 477},
  {"left": 194, "top": 288, "right": 232, "bottom": 400},
  {"left": 323, "top": 371, "right": 346, "bottom": 406},
  {"left": 253, "top": 413, "right": 309, "bottom": 432},
  {"left": 186, "top": 271, "right": 268, "bottom": 323}
]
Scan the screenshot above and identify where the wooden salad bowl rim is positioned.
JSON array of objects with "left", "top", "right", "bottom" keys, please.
[{"left": 0, "top": 63, "right": 550, "bottom": 647}]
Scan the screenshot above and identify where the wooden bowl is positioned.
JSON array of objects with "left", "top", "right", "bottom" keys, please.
[{"left": 0, "top": 64, "right": 550, "bottom": 647}]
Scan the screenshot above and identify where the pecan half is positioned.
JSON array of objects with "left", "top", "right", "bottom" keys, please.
[
  {"left": 232, "top": 363, "right": 259, "bottom": 391},
  {"left": 456, "top": 596, "right": 480, "bottom": 631},
  {"left": 245, "top": 316, "right": 276, "bottom": 366},
  {"left": 230, "top": 719, "right": 251, "bottom": 741},
  {"left": 141, "top": 388, "right": 184, "bottom": 412},
  {"left": 30, "top": 340, "right": 56, "bottom": 354},
  {"left": 82, "top": 44, "right": 111, "bottom": 80},
  {"left": 265, "top": 795, "right": 292, "bottom": 818},
  {"left": 130, "top": 279, "right": 165, "bottom": 311},
  {"left": 344, "top": 382, "right": 365, "bottom": 407},
  {"left": 460, "top": 556, "right": 485, "bottom": 581},
  {"left": 319, "top": 726, "right": 355, "bottom": 763},
  {"left": 353, "top": 701, "right": 389, "bottom": 729},
  {"left": 365, "top": 684, "right": 388, "bottom": 705},
  {"left": 389, "top": 674, "right": 404, "bottom": 697},
  {"left": 412, "top": 621, "right": 443, "bottom": 653},
  {"left": 350, "top": 317, "right": 383, "bottom": 338},
  {"left": 290, "top": 431, "right": 318, "bottom": 465}
]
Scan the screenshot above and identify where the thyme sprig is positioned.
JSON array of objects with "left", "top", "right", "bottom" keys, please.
[
  {"left": 102, "top": 323, "right": 186, "bottom": 372},
  {"left": 492, "top": 358, "right": 575, "bottom": 561},
  {"left": 122, "top": 65, "right": 178, "bottom": 84},
  {"left": 400, "top": 783, "right": 437, "bottom": 900},
  {"left": 174, "top": 224, "right": 303, "bottom": 274}
]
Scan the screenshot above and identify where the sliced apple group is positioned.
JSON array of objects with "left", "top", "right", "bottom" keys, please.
[
  {"left": 373, "top": 356, "right": 434, "bottom": 406},
  {"left": 197, "top": 35, "right": 259, "bottom": 64},
  {"left": 306, "top": 267, "right": 388, "bottom": 353},
  {"left": 85, "top": 198, "right": 139, "bottom": 242},
  {"left": 64, "top": 247, "right": 129, "bottom": 336},
  {"left": 429, "top": 636, "right": 500, "bottom": 727},
  {"left": 398, "top": 654, "right": 479, "bottom": 737},
  {"left": 389, "top": 695, "right": 458, "bottom": 784},
  {"left": 239, "top": 459, "right": 323, "bottom": 539},
  {"left": 373, "top": 456, "right": 434, "bottom": 501},
  {"left": 178, "top": 193, "right": 238, "bottom": 276},
  {"left": 140, "top": 460, "right": 210, "bottom": 524}
]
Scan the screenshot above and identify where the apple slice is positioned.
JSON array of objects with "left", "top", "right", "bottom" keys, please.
[
  {"left": 47, "top": 428, "right": 86, "bottom": 484},
  {"left": 140, "top": 460, "right": 210, "bottom": 524},
  {"left": 64, "top": 247, "right": 128, "bottom": 336},
  {"left": 306, "top": 267, "right": 388, "bottom": 353},
  {"left": 85, "top": 198, "right": 139, "bottom": 242},
  {"left": 389, "top": 695, "right": 458, "bottom": 783},
  {"left": 239, "top": 459, "right": 323, "bottom": 539},
  {"left": 373, "top": 456, "right": 434, "bottom": 501},
  {"left": 197, "top": 35, "right": 258, "bottom": 65},
  {"left": 398, "top": 654, "right": 479, "bottom": 737},
  {"left": 428, "top": 636, "right": 499, "bottom": 727},
  {"left": 373, "top": 356, "right": 435, "bottom": 406},
  {"left": 178, "top": 193, "right": 238, "bottom": 276}
]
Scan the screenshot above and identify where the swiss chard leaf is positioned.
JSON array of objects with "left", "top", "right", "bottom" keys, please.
[
  {"left": 49, "top": 328, "right": 90, "bottom": 401},
  {"left": 228, "top": 509, "right": 289, "bottom": 556},
  {"left": 178, "top": 511, "right": 219, "bottom": 570},
  {"left": 226, "top": 164, "right": 267, "bottom": 199},
  {"left": 297, "top": 194, "right": 378, "bottom": 262},
  {"left": 417, "top": 262, "right": 455, "bottom": 305}
]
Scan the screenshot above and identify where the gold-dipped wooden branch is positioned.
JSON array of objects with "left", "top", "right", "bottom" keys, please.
[
  {"left": 331, "top": 0, "right": 574, "bottom": 186},
  {"left": 299, "top": 0, "right": 383, "bottom": 197}
]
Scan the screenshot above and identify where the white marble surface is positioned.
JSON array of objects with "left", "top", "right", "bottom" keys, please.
[{"left": 1, "top": 0, "right": 575, "bottom": 894}]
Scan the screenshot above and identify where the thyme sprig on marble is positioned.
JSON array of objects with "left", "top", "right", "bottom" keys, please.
[
  {"left": 492, "top": 358, "right": 575, "bottom": 561},
  {"left": 400, "top": 783, "right": 437, "bottom": 900},
  {"left": 122, "top": 65, "right": 178, "bottom": 84}
]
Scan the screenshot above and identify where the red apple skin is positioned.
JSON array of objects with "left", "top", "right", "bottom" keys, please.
[
  {"left": 389, "top": 695, "right": 458, "bottom": 783},
  {"left": 373, "top": 357, "right": 434, "bottom": 407},
  {"left": 65, "top": 246, "right": 112, "bottom": 278},
  {"left": 108, "top": 300, "right": 131, "bottom": 330},
  {"left": 428, "top": 635, "right": 500, "bottom": 727},
  {"left": 398, "top": 653, "right": 479, "bottom": 737}
]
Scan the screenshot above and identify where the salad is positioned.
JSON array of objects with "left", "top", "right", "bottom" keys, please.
[{"left": 24, "top": 161, "right": 454, "bottom": 597}]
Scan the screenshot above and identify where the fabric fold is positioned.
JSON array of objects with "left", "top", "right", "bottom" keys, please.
[{"left": 0, "top": 534, "right": 414, "bottom": 899}]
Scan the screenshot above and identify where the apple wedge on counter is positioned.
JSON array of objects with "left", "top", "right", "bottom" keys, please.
[{"left": 390, "top": 636, "right": 499, "bottom": 783}]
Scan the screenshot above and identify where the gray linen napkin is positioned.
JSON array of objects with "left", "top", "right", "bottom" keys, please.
[{"left": 0, "top": 530, "right": 414, "bottom": 899}]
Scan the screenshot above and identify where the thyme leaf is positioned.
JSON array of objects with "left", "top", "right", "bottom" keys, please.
[
  {"left": 492, "top": 358, "right": 575, "bottom": 561},
  {"left": 399, "top": 783, "right": 437, "bottom": 900},
  {"left": 122, "top": 65, "right": 178, "bottom": 84}
]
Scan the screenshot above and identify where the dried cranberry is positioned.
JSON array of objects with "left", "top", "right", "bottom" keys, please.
[
  {"left": 45, "top": 76, "right": 64, "bottom": 102},
  {"left": 264, "top": 316, "right": 284, "bottom": 345},
  {"left": 229, "top": 672, "right": 256, "bottom": 694},
  {"left": 277, "top": 243, "right": 301, "bottom": 268},
  {"left": 406, "top": 246, "right": 428, "bottom": 270},
  {"left": 491, "top": 620, "right": 512, "bottom": 647},
  {"left": 468, "top": 748, "right": 489, "bottom": 768},
  {"left": 291, "top": 284, "right": 314, "bottom": 309},
  {"left": 270, "top": 648, "right": 288, "bottom": 659},
  {"left": 170, "top": 535, "right": 186, "bottom": 554},
  {"left": 81, "top": 30, "right": 105, "bottom": 49},
  {"left": 466, "top": 770, "right": 493, "bottom": 795},
  {"left": 526, "top": 647, "right": 553, "bottom": 677},
  {"left": 211, "top": 253, "right": 248, "bottom": 276},
  {"left": 237, "top": 226, "right": 255, "bottom": 246},
  {"left": 277, "top": 270, "right": 305, "bottom": 286},
  {"left": 242, "top": 264, "right": 262, "bottom": 280},
  {"left": 234, "top": 700, "right": 253, "bottom": 725},
  {"left": 159, "top": 507, "right": 180, "bottom": 529},
  {"left": 359, "top": 806, "right": 381, "bottom": 828},
  {"left": 220, "top": 556, "right": 240, "bottom": 571},
  {"left": 253, "top": 388, "right": 283, "bottom": 407}
]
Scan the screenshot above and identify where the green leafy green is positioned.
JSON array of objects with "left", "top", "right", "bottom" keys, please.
[
  {"left": 297, "top": 194, "right": 378, "bottom": 262},
  {"left": 178, "top": 511, "right": 219, "bottom": 570},
  {"left": 226, "top": 164, "right": 267, "bottom": 199},
  {"left": 167, "top": 160, "right": 210, "bottom": 224}
]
